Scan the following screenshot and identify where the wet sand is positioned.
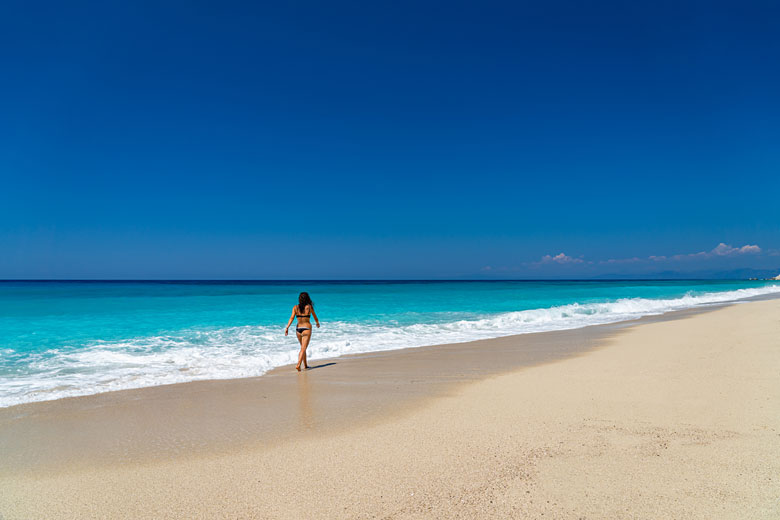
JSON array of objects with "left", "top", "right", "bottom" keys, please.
[{"left": 1, "top": 299, "right": 779, "bottom": 518}]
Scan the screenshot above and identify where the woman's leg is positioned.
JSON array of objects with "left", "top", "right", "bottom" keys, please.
[
  {"left": 295, "top": 331, "right": 305, "bottom": 371},
  {"left": 300, "top": 330, "right": 311, "bottom": 369}
]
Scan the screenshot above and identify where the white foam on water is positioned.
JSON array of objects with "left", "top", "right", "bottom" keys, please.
[{"left": 1, "top": 284, "right": 778, "bottom": 407}]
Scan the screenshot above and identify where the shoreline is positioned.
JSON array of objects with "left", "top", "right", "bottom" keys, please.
[
  {"left": 0, "top": 295, "right": 775, "bottom": 476},
  {"left": 3, "top": 284, "right": 779, "bottom": 411},
  {"left": 4, "top": 290, "right": 778, "bottom": 412}
]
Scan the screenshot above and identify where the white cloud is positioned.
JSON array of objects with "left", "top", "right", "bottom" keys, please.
[
  {"left": 539, "top": 253, "right": 583, "bottom": 265},
  {"left": 672, "top": 243, "right": 762, "bottom": 260},
  {"left": 522, "top": 242, "right": 764, "bottom": 272},
  {"left": 671, "top": 251, "right": 708, "bottom": 261},
  {"left": 711, "top": 242, "right": 761, "bottom": 256},
  {"left": 599, "top": 257, "right": 641, "bottom": 265}
]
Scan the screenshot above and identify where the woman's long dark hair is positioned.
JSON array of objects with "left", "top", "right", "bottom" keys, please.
[{"left": 298, "top": 292, "right": 313, "bottom": 314}]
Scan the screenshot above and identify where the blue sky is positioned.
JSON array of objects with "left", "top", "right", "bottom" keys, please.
[{"left": 1, "top": 1, "right": 779, "bottom": 279}]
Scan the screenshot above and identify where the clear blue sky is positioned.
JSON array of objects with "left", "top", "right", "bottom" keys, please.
[{"left": 2, "top": 1, "right": 779, "bottom": 279}]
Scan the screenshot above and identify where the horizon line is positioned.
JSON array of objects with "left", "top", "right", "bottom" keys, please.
[{"left": 0, "top": 278, "right": 769, "bottom": 283}]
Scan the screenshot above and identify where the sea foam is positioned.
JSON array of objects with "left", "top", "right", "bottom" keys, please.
[{"left": 1, "top": 284, "right": 778, "bottom": 407}]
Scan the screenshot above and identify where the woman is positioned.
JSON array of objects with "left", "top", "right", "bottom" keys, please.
[{"left": 285, "top": 292, "right": 320, "bottom": 371}]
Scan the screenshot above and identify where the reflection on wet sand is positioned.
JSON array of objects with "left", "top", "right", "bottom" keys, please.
[{"left": 296, "top": 372, "right": 314, "bottom": 430}]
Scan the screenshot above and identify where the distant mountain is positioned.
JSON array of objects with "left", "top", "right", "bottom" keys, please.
[
  {"left": 469, "top": 267, "right": 780, "bottom": 281},
  {"left": 592, "top": 268, "right": 780, "bottom": 280}
]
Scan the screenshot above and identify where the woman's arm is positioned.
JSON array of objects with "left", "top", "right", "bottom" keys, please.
[
  {"left": 284, "top": 307, "right": 296, "bottom": 336},
  {"left": 311, "top": 305, "right": 320, "bottom": 328}
]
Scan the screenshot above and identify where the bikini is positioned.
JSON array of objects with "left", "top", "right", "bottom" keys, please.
[{"left": 296, "top": 312, "right": 311, "bottom": 334}]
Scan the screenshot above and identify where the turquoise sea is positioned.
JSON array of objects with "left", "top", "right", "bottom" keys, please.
[{"left": 1, "top": 280, "right": 778, "bottom": 407}]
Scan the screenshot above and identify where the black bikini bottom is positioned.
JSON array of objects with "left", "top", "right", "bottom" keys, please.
[{"left": 296, "top": 327, "right": 311, "bottom": 334}]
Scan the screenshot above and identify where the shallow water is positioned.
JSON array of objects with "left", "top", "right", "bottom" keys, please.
[{"left": 1, "top": 279, "right": 778, "bottom": 406}]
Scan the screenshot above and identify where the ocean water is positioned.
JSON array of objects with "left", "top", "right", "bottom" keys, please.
[{"left": 1, "top": 280, "right": 778, "bottom": 408}]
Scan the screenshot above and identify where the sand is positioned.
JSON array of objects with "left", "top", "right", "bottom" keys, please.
[{"left": 1, "top": 299, "right": 779, "bottom": 519}]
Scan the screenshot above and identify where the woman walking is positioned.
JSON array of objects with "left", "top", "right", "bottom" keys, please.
[{"left": 285, "top": 292, "right": 320, "bottom": 371}]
